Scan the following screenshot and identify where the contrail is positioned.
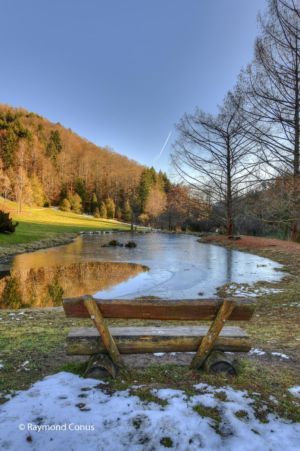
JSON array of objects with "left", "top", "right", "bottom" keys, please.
[{"left": 154, "top": 130, "right": 172, "bottom": 162}]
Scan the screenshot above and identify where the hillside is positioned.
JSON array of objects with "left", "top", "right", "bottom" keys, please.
[
  {"left": 0, "top": 104, "right": 144, "bottom": 216},
  {"left": 0, "top": 197, "right": 130, "bottom": 247},
  {"left": 0, "top": 104, "right": 198, "bottom": 233}
]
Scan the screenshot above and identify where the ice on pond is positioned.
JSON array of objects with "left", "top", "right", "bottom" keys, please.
[{"left": 1, "top": 232, "right": 285, "bottom": 303}]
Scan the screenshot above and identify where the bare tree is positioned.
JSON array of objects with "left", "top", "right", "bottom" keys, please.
[
  {"left": 172, "top": 92, "right": 258, "bottom": 235},
  {"left": 239, "top": 0, "right": 300, "bottom": 240}
]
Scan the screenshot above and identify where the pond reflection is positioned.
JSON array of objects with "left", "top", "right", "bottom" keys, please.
[
  {"left": 0, "top": 261, "right": 147, "bottom": 309},
  {"left": 0, "top": 232, "right": 284, "bottom": 308}
]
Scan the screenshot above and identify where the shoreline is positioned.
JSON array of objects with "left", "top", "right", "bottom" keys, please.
[
  {"left": 199, "top": 234, "right": 300, "bottom": 264},
  {"left": 0, "top": 233, "right": 78, "bottom": 264},
  {"left": 0, "top": 228, "right": 146, "bottom": 264}
]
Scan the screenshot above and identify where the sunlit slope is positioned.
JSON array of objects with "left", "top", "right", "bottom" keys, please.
[{"left": 0, "top": 198, "right": 130, "bottom": 245}]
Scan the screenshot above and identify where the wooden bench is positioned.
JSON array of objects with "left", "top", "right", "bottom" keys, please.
[{"left": 63, "top": 296, "right": 255, "bottom": 377}]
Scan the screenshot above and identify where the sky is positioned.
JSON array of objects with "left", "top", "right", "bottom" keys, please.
[{"left": 0, "top": 0, "right": 266, "bottom": 174}]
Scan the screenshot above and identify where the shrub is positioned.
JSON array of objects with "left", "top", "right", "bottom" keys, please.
[
  {"left": 105, "top": 198, "right": 115, "bottom": 219},
  {"left": 100, "top": 201, "right": 107, "bottom": 218},
  {"left": 0, "top": 210, "right": 18, "bottom": 234},
  {"left": 123, "top": 199, "right": 132, "bottom": 222},
  {"left": 138, "top": 213, "right": 149, "bottom": 225},
  {"left": 59, "top": 198, "right": 71, "bottom": 212},
  {"left": 68, "top": 193, "right": 82, "bottom": 214},
  {"left": 93, "top": 207, "right": 100, "bottom": 218},
  {"left": 115, "top": 206, "right": 122, "bottom": 220}
]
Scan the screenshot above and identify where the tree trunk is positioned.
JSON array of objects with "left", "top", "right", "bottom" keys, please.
[
  {"left": 226, "top": 139, "right": 233, "bottom": 236},
  {"left": 291, "top": 46, "right": 300, "bottom": 242}
]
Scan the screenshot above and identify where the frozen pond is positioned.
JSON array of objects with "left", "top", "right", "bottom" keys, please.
[{"left": 0, "top": 232, "right": 284, "bottom": 306}]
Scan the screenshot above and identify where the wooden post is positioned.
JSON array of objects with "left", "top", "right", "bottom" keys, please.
[
  {"left": 190, "top": 299, "right": 235, "bottom": 369},
  {"left": 84, "top": 298, "right": 125, "bottom": 368}
]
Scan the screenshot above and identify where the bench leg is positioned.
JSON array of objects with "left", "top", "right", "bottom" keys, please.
[
  {"left": 190, "top": 299, "right": 235, "bottom": 369},
  {"left": 84, "top": 354, "right": 118, "bottom": 379},
  {"left": 84, "top": 298, "right": 125, "bottom": 369},
  {"left": 203, "top": 351, "right": 237, "bottom": 375}
]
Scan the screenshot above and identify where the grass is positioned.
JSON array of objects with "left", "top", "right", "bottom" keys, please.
[
  {"left": 0, "top": 197, "right": 131, "bottom": 246},
  {"left": 0, "top": 307, "right": 299, "bottom": 421},
  {"left": 0, "top": 227, "right": 299, "bottom": 423}
]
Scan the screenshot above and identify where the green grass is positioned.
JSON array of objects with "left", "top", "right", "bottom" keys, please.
[
  {"left": 0, "top": 308, "right": 299, "bottom": 421},
  {"left": 0, "top": 198, "right": 131, "bottom": 245}
]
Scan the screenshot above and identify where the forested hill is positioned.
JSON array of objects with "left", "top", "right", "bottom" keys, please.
[
  {"left": 0, "top": 104, "right": 203, "bottom": 230},
  {"left": 0, "top": 104, "right": 144, "bottom": 215}
]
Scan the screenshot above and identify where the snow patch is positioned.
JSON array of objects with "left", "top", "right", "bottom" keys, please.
[
  {"left": 249, "top": 348, "right": 266, "bottom": 356},
  {"left": 271, "top": 352, "right": 289, "bottom": 360},
  {"left": 223, "top": 283, "right": 283, "bottom": 298},
  {"left": 0, "top": 372, "right": 299, "bottom": 450},
  {"left": 289, "top": 387, "right": 300, "bottom": 399}
]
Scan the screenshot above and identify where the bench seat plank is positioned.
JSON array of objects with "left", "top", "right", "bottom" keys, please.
[
  {"left": 66, "top": 326, "right": 251, "bottom": 355},
  {"left": 63, "top": 297, "right": 255, "bottom": 321}
]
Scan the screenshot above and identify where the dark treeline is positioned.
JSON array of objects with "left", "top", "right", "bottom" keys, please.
[
  {"left": 172, "top": 0, "right": 300, "bottom": 241},
  {"left": 0, "top": 104, "right": 205, "bottom": 230}
]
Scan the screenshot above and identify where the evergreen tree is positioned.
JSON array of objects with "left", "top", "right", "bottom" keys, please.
[
  {"left": 138, "top": 167, "right": 157, "bottom": 211},
  {"left": 100, "top": 201, "right": 107, "bottom": 218},
  {"left": 59, "top": 198, "right": 71, "bottom": 212},
  {"left": 105, "top": 197, "right": 115, "bottom": 219},
  {"left": 91, "top": 192, "right": 98, "bottom": 215},
  {"left": 115, "top": 206, "right": 122, "bottom": 220},
  {"left": 93, "top": 207, "right": 100, "bottom": 218},
  {"left": 30, "top": 175, "right": 46, "bottom": 206},
  {"left": 123, "top": 199, "right": 132, "bottom": 222},
  {"left": 0, "top": 128, "right": 18, "bottom": 168},
  {"left": 75, "top": 178, "right": 88, "bottom": 211},
  {"left": 46, "top": 130, "right": 62, "bottom": 161},
  {"left": 158, "top": 171, "right": 171, "bottom": 192},
  {"left": 68, "top": 193, "right": 82, "bottom": 214}
]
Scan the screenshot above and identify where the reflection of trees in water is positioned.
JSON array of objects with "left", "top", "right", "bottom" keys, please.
[
  {"left": 226, "top": 250, "right": 233, "bottom": 282},
  {"left": 0, "top": 262, "right": 147, "bottom": 309}
]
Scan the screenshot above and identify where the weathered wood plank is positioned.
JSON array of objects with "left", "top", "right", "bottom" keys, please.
[
  {"left": 63, "top": 296, "right": 255, "bottom": 321},
  {"left": 66, "top": 326, "right": 251, "bottom": 355},
  {"left": 84, "top": 299, "right": 124, "bottom": 368},
  {"left": 190, "top": 300, "right": 235, "bottom": 369}
]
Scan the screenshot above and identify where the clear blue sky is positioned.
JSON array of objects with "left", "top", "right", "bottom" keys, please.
[{"left": 0, "top": 0, "right": 266, "bottom": 174}]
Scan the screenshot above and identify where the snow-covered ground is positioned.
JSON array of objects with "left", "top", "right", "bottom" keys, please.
[
  {"left": 249, "top": 348, "right": 291, "bottom": 360},
  {"left": 289, "top": 387, "right": 300, "bottom": 399},
  {"left": 223, "top": 283, "right": 283, "bottom": 298},
  {"left": 0, "top": 372, "right": 299, "bottom": 450}
]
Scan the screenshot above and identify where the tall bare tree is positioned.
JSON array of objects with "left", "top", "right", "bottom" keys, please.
[
  {"left": 172, "top": 93, "right": 257, "bottom": 235},
  {"left": 239, "top": 0, "right": 300, "bottom": 240}
]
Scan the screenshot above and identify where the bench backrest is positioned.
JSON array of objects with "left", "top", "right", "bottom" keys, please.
[{"left": 63, "top": 296, "right": 255, "bottom": 321}]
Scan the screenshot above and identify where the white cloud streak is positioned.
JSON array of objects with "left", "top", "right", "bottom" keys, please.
[{"left": 154, "top": 130, "right": 172, "bottom": 162}]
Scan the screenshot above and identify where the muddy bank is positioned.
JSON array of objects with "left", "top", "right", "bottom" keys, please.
[{"left": 200, "top": 234, "right": 300, "bottom": 255}]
